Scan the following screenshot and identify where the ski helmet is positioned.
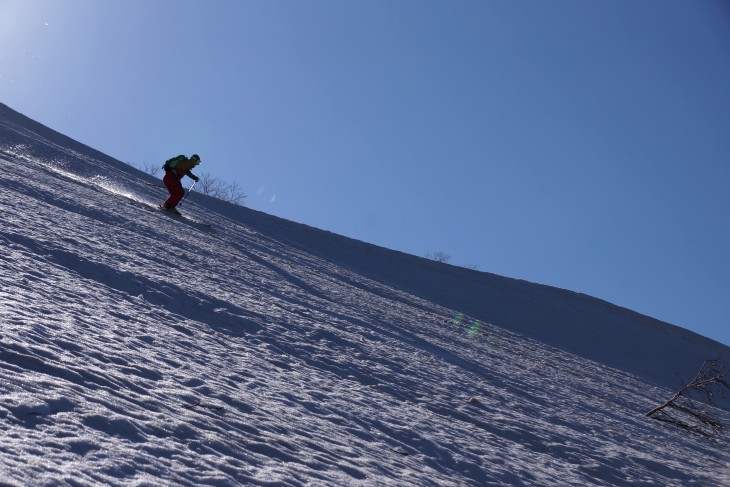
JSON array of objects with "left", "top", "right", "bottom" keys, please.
[{"left": 190, "top": 154, "right": 201, "bottom": 163}]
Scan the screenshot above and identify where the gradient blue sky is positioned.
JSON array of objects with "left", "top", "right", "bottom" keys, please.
[{"left": 2, "top": 0, "right": 729, "bottom": 346}]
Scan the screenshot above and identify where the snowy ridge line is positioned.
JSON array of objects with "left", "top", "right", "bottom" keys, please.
[
  {"left": 0, "top": 107, "right": 123, "bottom": 175},
  {"left": 1, "top": 143, "right": 141, "bottom": 202},
  {"left": 3, "top": 143, "right": 209, "bottom": 232}
]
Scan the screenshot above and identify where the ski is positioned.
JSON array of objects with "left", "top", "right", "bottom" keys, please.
[
  {"left": 157, "top": 206, "right": 212, "bottom": 229},
  {"left": 120, "top": 193, "right": 213, "bottom": 229}
]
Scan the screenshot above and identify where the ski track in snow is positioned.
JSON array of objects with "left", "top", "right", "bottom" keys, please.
[{"left": 1, "top": 107, "right": 730, "bottom": 486}]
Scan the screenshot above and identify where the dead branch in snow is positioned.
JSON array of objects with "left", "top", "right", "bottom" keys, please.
[{"left": 646, "top": 358, "right": 730, "bottom": 440}]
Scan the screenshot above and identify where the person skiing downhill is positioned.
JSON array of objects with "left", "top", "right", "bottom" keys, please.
[{"left": 161, "top": 154, "right": 201, "bottom": 214}]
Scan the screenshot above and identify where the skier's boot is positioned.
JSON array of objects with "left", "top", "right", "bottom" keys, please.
[{"left": 160, "top": 205, "right": 182, "bottom": 215}]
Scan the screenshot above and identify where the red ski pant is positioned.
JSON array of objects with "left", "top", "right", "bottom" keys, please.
[{"left": 163, "top": 171, "right": 185, "bottom": 209}]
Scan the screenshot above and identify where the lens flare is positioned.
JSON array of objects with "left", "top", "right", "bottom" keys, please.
[
  {"left": 448, "top": 312, "right": 501, "bottom": 351},
  {"left": 452, "top": 313, "right": 464, "bottom": 327}
]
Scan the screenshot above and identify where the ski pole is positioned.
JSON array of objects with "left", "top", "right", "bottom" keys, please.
[{"left": 179, "top": 180, "right": 197, "bottom": 207}]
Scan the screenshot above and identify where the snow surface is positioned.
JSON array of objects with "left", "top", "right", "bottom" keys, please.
[{"left": 0, "top": 101, "right": 729, "bottom": 485}]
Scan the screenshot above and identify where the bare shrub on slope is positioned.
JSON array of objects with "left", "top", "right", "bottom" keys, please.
[{"left": 646, "top": 358, "right": 730, "bottom": 440}]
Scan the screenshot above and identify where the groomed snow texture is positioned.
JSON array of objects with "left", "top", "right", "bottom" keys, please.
[{"left": 0, "top": 102, "right": 728, "bottom": 486}]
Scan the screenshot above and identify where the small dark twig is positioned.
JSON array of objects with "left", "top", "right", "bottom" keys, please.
[
  {"left": 183, "top": 399, "right": 224, "bottom": 412},
  {"left": 391, "top": 447, "right": 410, "bottom": 456}
]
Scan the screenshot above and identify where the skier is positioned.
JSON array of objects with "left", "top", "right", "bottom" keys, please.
[{"left": 161, "top": 154, "right": 201, "bottom": 214}]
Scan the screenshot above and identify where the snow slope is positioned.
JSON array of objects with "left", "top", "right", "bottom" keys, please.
[{"left": 0, "top": 102, "right": 728, "bottom": 485}]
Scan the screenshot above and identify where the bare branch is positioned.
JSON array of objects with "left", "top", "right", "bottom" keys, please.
[
  {"left": 646, "top": 358, "right": 729, "bottom": 440},
  {"left": 197, "top": 172, "right": 247, "bottom": 206},
  {"left": 130, "top": 161, "right": 161, "bottom": 177},
  {"left": 425, "top": 251, "right": 451, "bottom": 263}
]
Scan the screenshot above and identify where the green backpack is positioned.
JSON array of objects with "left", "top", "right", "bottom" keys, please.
[{"left": 163, "top": 155, "right": 186, "bottom": 170}]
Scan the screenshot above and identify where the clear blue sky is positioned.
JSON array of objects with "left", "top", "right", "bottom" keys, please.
[{"left": 2, "top": 0, "right": 729, "bottom": 346}]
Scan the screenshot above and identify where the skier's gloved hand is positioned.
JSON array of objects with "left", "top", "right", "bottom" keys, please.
[{"left": 192, "top": 175, "right": 200, "bottom": 182}]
